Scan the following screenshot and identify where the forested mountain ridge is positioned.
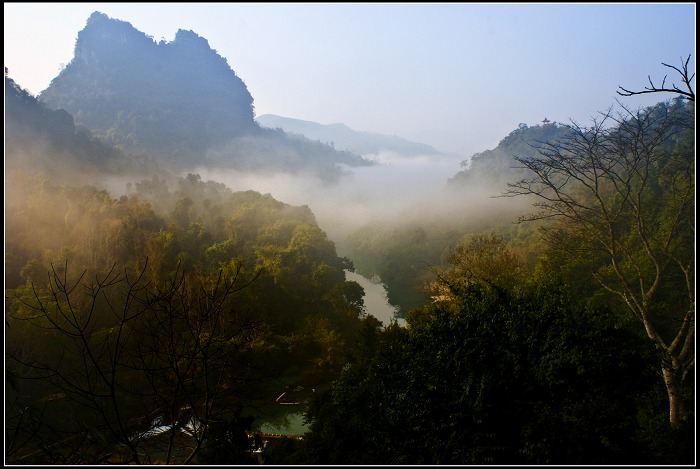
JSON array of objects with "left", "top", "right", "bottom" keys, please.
[
  {"left": 5, "top": 11, "right": 694, "bottom": 461},
  {"left": 256, "top": 113, "right": 443, "bottom": 157},
  {"left": 38, "top": 11, "right": 371, "bottom": 180},
  {"left": 343, "top": 120, "right": 572, "bottom": 314},
  {"left": 5, "top": 166, "right": 377, "bottom": 463},
  {"left": 346, "top": 98, "right": 693, "bottom": 315},
  {"left": 7, "top": 44, "right": 378, "bottom": 462},
  {"left": 447, "top": 120, "right": 573, "bottom": 189},
  {"left": 320, "top": 96, "right": 694, "bottom": 465},
  {"left": 5, "top": 73, "right": 155, "bottom": 181}
]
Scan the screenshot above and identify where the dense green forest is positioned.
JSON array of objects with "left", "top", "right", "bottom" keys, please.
[
  {"left": 5, "top": 168, "right": 384, "bottom": 463},
  {"left": 318, "top": 96, "right": 694, "bottom": 465},
  {"left": 5, "top": 33, "right": 695, "bottom": 465},
  {"left": 6, "top": 75, "right": 376, "bottom": 463},
  {"left": 344, "top": 121, "right": 573, "bottom": 314}
]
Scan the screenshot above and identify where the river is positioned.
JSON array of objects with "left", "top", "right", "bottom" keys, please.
[
  {"left": 255, "top": 271, "right": 405, "bottom": 435},
  {"left": 345, "top": 270, "right": 406, "bottom": 328}
]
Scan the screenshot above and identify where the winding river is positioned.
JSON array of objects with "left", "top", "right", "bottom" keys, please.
[
  {"left": 344, "top": 270, "right": 406, "bottom": 328},
  {"left": 256, "top": 271, "right": 405, "bottom": 435}
]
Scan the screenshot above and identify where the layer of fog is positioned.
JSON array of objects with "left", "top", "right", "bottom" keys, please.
[
  {"left": 191, "top": 150, "right": 466, "bottom": 248},
  {"left": 14, "top": 135, "right": 528, "bottom": 263}
]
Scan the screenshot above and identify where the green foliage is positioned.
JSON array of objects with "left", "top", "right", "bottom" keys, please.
[
  {"left": 7, "top": 38, "right": 694, "bottom": 463},
  {"left": 342, "top": 121, "right": 567, "bottom": 316},
  {"left": 196, "top": 411, "right": 256, "bottom": 465},
  {"left": 506, "top": 99, "right": 695, "bottom": 427},
  {"left": 5, "top": 75, "right": 153, "bottom": 180},
  {"left": 260, "top": 436, "right": 306, "bottom": 464},
  {"left": 301, "top": 277, "right": 667, "bottom": 464},
  {"left": 448, "top": 121, "right": 572, "bottom": 188},
  {"left": 5, "top": 168, "right": 367, "bottom": 463},
  {"left": 441, "top": 233, "right": 525, "bottom": 288},
  {"left": 345, "top": 222, "right": 455, "bottom": 315}
]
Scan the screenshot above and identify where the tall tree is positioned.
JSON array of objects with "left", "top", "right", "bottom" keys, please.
[{"left": 503, "top": 97, "right": 694, "bottom": 427}]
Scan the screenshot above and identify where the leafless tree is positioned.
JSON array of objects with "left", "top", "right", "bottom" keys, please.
[
  {"left": 503, "top": 99, "right": 694, "bottom": 427},
  {"left": 126, "top": 263, "right": 265, "bottom": 464},
  {"left": 5, "top": 259, "right": 265, "bottom": 464},
  {"left": 618, "top": 54, "right": 695, "bottom": 102}
]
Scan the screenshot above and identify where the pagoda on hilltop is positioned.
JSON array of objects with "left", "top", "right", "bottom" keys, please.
[{"left": 541, "top": 117, "right": 551, "bottom": 127}]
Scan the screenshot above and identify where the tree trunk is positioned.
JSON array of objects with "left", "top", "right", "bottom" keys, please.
[{"left": 662, "top": 364, "right": 685, "bottom": 428}]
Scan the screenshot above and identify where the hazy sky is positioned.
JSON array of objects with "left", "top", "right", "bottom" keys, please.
[{"left": 4, "top": 2, "right": 696, "bottom": 158}]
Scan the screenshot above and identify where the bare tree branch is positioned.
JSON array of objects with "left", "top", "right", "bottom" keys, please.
[
  {"left": 5, "top": 258, "right": 266, "bottom": 464},
  {"left": 618, "top": 54, "right": 695, "bottom": 101},
  {"left": 502, "top": 99, "right": 694, "bottom": 427}
]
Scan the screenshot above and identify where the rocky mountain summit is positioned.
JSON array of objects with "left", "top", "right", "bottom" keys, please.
[{"left": 39, "top": 12, "right": 370, "bottom": 179}]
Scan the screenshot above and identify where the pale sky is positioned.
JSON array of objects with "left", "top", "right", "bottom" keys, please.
[{"left": 4, "top": 2, "right": 696, "bottom": 158}]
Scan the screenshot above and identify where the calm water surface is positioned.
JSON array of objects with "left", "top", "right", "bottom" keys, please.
[
  {"left": 345, "top": 270, "right": 405, "bottom": 328},
  {"left": 253, "top": 272, "right": 405, "bottom": 435}
]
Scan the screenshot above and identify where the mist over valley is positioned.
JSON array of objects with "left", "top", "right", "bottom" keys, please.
[
  {"left": 4, "top": 8, "right": 694, "bottom": 465},
  {"left": 8, "top": 9, "right": 540, "bottom": 310}
]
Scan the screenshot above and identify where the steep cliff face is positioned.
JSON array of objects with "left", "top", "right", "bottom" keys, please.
[{"left": 39, "top": 11, "right": 257, "bottom": 165}]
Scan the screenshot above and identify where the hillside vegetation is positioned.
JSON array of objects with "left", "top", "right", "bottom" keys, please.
[{"left": 4, "top": 12, "right": 695, "bottom": 464}]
